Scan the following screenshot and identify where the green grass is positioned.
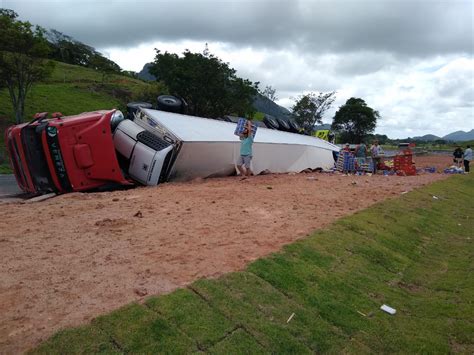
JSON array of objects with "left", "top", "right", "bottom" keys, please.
[
  {"left": 0, "top": 61, "right": 151, "bottom": 121},
  {"left": 31, "top": 174, "right": 474, "bottom": 354},
  {"left": 253, "top": 111, "right": 265, "bottom": 121},
  {"left": 0, "top": 163, "right": 12, "bottom": 174}
]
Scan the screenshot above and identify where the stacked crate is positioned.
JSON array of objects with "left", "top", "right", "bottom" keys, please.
[
  {"left": 355, "top": 158, "right": 374, "bottom": 173},
  {"left": 336, "top": 151, "right": 355, "bottom": 173},
  {"left": 234, "top": 118, "right": 258, "bottom": 138},
  {"left": 394, "top": 149, "right": 416, "bottom": 175}
]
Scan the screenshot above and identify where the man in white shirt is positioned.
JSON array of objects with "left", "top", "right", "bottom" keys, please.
[
  {"left": 370, "top": 140, "right": 382, "bottom": 174},
  {"left": 463, "top": 145, "right": 472, "bottom": 173}
]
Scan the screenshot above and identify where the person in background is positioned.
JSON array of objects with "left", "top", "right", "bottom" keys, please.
[
  {"left": 370, "top": 140, "right": 382, "bottom": 174},
  {"left": 355, "top": 141, "right": 367, "bottom": 166},
  {"left": 463, "top": 145, "right": 472, "bottom": 173},
  {"left": 328, "top": 132, "right": 336, "bottom": 144},
  {"left": 453, "top": 146, "right": 464, "bottom": 168},
  {"left": 237, "top": 120, "right": 254, "bottom": 177},
  {"left": 340, "top": 143, "right": 353, "bottom": 174}
]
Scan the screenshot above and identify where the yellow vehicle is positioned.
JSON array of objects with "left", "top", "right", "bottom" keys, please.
[{"left": 314, "top": 130, "right": 329, "bottom": 140}]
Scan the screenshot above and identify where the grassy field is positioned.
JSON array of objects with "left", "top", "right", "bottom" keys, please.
[
  {"left": 0, "top": 61, "right": 152, "bottom": 121},
  {"left": 31, "top": 174, "right": 473, "bottom": 354},
  {"left": 383, "top": 141, "right": 474, "bottom": 153}
]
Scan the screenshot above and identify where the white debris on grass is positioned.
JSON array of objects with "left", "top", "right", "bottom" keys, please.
[{"left": 380, "top": 304, "right": 397, "bottom": 315}]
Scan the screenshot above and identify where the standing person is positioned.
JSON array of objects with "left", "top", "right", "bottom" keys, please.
[
  {"left": 463, "top": 145, "right": 472, "bottom": 173},
  {"left": 355, "top": 141, "right": 367, "bottom": 166},
  {"left": 453, "top": 146, "right": 464, "bottom": 168},
  {"left": 237, "top": 120, "right": 254, "bottom": 177},
  {"left": 370, "top": 140, "right": 381, "bottom": 174},
  {"left": 341, "top": 143, "right": 353, "bottom": 174}
]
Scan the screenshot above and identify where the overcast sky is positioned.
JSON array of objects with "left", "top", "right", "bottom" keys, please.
[{"left": 3, "top": 0, "right": 473, "bottom": 138}]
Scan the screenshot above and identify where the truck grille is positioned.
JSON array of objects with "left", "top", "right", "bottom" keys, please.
[
  {"left": 137, "top": 131, "right": 171, "bottom": 151},
  {"left": 21, "top": 124, "right": 56, "bottom": 193},
  {"left": 8, "top": 138, "right": 28, "bottom": 190}
]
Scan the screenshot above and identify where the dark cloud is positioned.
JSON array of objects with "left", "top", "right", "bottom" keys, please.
[
  {"left": 3, "top": 0, "right": 472, "bottom": 138},
  {"left": 5, "top": 0, "right": 473, "bottom": 57}
]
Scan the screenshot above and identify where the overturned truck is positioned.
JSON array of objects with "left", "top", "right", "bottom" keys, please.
[{"left": 5, "top": 103, "right": 339, "bottom": 195}]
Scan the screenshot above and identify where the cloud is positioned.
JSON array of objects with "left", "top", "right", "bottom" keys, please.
[
  {"left": 6, "top": 0, "right": 472, "bottom": 57},
  {"left": 3, "top": 0, "right": 473, "bottom": 138}
]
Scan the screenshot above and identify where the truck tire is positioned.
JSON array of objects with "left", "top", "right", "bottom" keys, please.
[
  {"left": 288, "top": 119, "right": 301, "bottom": 133},
  {"left": 157, "top": 95, "right": 182, "bottom": 113},
  {"left": 263, "top": 114, "right": 279, "bottom": 130},
  {"left": 276, "top": 118, "right": 290, "bottom": 132},
  {"left": 126, "top": 102, "right": 153, "bottom": 119},
  {"left": 223, "top": 115, "right": 240, "bottom": 123}
]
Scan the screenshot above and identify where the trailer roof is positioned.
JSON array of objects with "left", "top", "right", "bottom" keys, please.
[{"left": 142, "top": 109, "right": 339, "bottom": 151}]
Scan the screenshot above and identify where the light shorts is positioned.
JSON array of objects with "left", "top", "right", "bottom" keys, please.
[{"left": 239, "top": 155, "right": 252, "bottom": 168}]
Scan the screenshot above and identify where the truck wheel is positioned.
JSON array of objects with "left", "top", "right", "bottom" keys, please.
[
  {"left": 126, "top": 102, "right": 153, "bottom": 119},
  {"left": 288, "top": 119, "right": 301, "bottom": 133},
  {"left": 276, "top": 118, "right": 290, "bottom": 131},
  {"left": 263, "top": 114, "right": 279, "bottom": 130},
  {"left": 157, "top": 95, "right": 182, "bottom": 113}
]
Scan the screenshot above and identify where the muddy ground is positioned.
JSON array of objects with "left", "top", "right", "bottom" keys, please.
[{"left": 0, "top": 155, "right": 454, "bottom": 353}]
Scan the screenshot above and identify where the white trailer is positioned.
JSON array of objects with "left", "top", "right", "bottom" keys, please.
[{"left": 113, "top": 108, "right": 339, "bottom": 185}]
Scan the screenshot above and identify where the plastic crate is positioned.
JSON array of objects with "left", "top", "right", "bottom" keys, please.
[{"left": 234, "top": 118, "right": 257, "bottom": 138}]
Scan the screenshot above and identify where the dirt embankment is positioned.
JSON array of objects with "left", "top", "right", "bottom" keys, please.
[{"left": 0, "top": 154, "right": 453, "bottom": 353}]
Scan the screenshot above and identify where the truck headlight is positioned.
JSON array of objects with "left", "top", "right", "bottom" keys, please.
[{"left": 110, "top": 110, "right": 125, "bottom": 132}]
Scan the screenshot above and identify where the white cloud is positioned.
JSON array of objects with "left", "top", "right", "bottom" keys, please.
[{"left": 3, "top": 0, "right": 473, "bottom": 138}]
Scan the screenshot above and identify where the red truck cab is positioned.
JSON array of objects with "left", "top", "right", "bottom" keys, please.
[{"left": 5, "top": 110, "right": 130, "bottom": 194}]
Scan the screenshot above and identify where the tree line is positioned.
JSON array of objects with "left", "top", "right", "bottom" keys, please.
[
  {"left": 0, "top": 8, "right": 380, "bottom": 143},
  {"left": 0, "top": 8, "right": 124, "bottom": 123}
]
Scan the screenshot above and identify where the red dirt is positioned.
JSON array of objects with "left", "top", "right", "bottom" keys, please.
[{"left": 0, "top": 154, "right": 453, "bottom": 353}]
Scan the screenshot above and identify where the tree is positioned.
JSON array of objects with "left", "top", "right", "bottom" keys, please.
[
  {"left": 149, "top": 49, "right": 259, "bottom": 118},
  {"left": 331, "top": 97, "right": 379, "bottom": 143},
  {"left": 88, "top": 53, "right": 121, "bottom": 84},
  {"left": 0, "top": 9, "right": 54, "bottom": 123},
  {"left": 291, "top": 91, "right": 336, "bottom": 134},
  {"left": 261, "top": 85, "right": 278, "bottom": 101},
  {"left": 365, "top": 133, "right": 390, "bottom": 145},
  {"left": 46, "top": 28, "right": 121, "bottom": 75}
]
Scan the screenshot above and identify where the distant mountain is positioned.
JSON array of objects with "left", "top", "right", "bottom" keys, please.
[
  {"left": 442, "top": 129, "right": 474, "bottom": 142},
  {"left": 252, "top": 94, "right": 291, "bottom": 120},
  {"left": 412, "top": 134, "right": 441, "bottom": 141},
  {"left": 138, "top": 63, "right": 156, "bottom": 81},
  {"left": 314, "top": 124, "right": 332, "bottom": 131}
]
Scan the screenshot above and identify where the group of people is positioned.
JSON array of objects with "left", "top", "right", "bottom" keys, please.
[
  {"left": 453, "top": 145, "right": 472, "bottom": 173},
  {"left": 342, "top": 140, "right": 383, "bottom": 173},
  {"left": 237, "top": 120, "right": 472, "bottom": 176}
]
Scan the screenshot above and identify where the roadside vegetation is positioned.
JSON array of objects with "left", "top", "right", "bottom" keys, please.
[
  {"left": 32, "top": 174, "right": 474, "bottom": 353},
  {"left": 0, "top": 61, "right": 153, "bottom": 121},
  {"left": 382, "top": 141, "right": 474, "bottom": 154}
]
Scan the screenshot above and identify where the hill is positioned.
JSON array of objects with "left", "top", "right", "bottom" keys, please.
[
  {"left": 314, "top": 123, "right": 332, "bottom": 131},
  {"left": 412, "top": 134, "right": 441, "bottom": 141},
  {"left": 398, "top": 130, "right": 474, "bottom": 143},
  {"left": 442, "top": 129, "right": 474, "bottom": 142},
  {"left": 0, "top": 61, "right": 152, "bottom": 122},
  {"left": 138, "top": 63, "right": 156, "bottom": 81},
  {"left": 252, "top": 94, "right": 291, "bottom": 120}
]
